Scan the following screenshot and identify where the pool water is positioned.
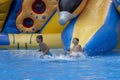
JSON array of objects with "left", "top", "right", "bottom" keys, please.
[{"left": 0, "top": 49, "right": 120, "bottom": 80}]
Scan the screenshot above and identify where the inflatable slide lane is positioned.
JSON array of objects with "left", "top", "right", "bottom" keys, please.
[
  {"left": 113, "top": 0, "right": 120, "bottom": 49},
  {"left": 61, "top": 0, "right": 120, "bottom": 56}
]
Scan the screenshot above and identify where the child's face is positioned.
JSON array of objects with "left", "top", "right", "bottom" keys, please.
[
  {"left": 72, "top": 38, "right": 78, "bottom": 44},
  {"left": 36, "top": 38, "right": 42, "bottom": 43}
]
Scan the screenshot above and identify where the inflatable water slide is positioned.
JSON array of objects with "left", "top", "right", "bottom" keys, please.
[{"left": 0, "top": 0, "right": 120, "bottom": 56}]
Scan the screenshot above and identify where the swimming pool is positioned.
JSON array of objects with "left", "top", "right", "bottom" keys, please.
[{"left": 0, "top": 49, "right": 120, "bottom": 80}]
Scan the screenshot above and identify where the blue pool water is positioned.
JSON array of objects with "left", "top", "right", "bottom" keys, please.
[{"left": 0, "top": 49, "right": 120, "bottom": 80}]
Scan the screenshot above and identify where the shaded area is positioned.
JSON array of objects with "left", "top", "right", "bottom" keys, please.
[{"left": 58, "top": 0, "right": 82, "bottom": 13}]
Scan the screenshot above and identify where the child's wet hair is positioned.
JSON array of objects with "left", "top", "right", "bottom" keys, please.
[
  {"left": 74, "top": 38, "right": 79, "bottom": 42},
  {"left": 36, "top": 35, "right": 43, "bottom": 42}
]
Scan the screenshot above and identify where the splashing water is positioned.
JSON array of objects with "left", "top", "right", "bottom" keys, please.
[
  {"left": 33, "top": 51, "right": 86, "bottom": 61},
  {"left": 7, "top": 49, "right": 86, "bottom": 61}
]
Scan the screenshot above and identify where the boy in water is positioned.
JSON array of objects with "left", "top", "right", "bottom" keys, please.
[
  {"left": 33, "top": 35, "right": 52, "bottom": 58},
  {"left": 69, "top": 38, "right": 83, "bottom": 57}
]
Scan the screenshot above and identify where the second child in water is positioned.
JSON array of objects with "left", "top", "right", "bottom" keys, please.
[{"left": 69, "top": 38, "right": 83, "bottom": 57}]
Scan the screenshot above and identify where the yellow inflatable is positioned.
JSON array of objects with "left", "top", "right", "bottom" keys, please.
[
  {"left": 0, "top": 34, "right": 62, "bottom": 49},
  {"left": 0, "top": 0, "right": 13, "bottom": 32},
  {"left": 0, "top": 0, "right": 89, "bottom": 50}
]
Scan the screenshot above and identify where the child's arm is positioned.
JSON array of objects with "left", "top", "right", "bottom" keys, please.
[
  {"left": 33, "top": 49, "right": 40, "bottom": 57},
  {"left": 40, "top": 43, "right": 49, "bottom": 58},
  {"left": 68, "top": 48, "right": 73, "bottom": 56},
  {"left": 43, "top": 43, "right": 49, "bottom": 54},
  {"left": 33, "top": 51, "right": 38, "bottom": 57},
  {"left": 78, "top": 45, "right": 83, "bottom": 51}
]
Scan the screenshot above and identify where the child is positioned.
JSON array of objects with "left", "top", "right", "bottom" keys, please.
[
  {"left": 69, "top": 37, "right": 83, "bottom": 57},
  {"left": 33, "top": 35, "right": 52, "bottom": 58}
]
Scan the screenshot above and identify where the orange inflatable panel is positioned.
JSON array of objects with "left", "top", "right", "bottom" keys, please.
[{"left": 16, "top": 0, "right": 57, "bottom": 33}]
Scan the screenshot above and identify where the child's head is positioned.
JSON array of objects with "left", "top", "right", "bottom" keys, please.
[
  {"left": 36, "top": 35, "right": 43, "bottom": 43},
  {"left": 72, "top": 38, "right": 79, "bottom": 44}
]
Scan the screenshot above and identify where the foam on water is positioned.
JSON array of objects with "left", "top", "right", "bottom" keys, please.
[
  {"left": 4, "top": 49, "right": 86, "bottom": 61},
  {"left": 33, "top": 52, "right": 86, "bottom": 61}
]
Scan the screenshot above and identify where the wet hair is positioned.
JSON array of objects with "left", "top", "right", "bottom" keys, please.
[
  {"left": 36, "top": 35, "right": 43, "bottom": 42},
  {"left": 74, "top": 38, "right": 79, "bottom": 42}
]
